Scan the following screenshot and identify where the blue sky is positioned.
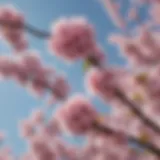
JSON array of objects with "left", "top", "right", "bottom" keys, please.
[{"left": 0, "top": 0, "right": 127, "bottom": 155}]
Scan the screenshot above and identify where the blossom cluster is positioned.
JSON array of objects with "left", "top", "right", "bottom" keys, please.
[
  {"left": 0, "top": 5, "right": 27, "bottom": 52},
  {"left": 0, "top": 0, "right": 159, "bottom": 160},
  {"left": 0, "top": 52, "right": 70, "bottom": 101}
]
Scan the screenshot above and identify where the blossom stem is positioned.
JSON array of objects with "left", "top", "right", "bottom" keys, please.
[
  {"left": 93, "top": 122, "right": 160, "bottom": 157},
  {"left": 116, "top": 90, "right": 160, "bottom": 135},
  {"left": 24, "top": 23, "right": 50, "bottom": 38},
  {"left": 0, "top": 20, "right": 50, "bottom": 38}
]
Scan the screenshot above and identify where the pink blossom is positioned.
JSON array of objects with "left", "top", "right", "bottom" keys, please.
[
  {"left": 100, "top": 0, "right": 126, "bottom": 28},
  {"left": 142, "top": 67, "right": 160, "bottom": 102},
  {"left": 110, "top": 107, "right": 142, "bottom": 137},
  {"left": 19, "top": 53, "right": 42, "bottom": 75},
  {"left": 49, "top": 17, "right": 96, "bottom": 62},
  {"left": 21, "top": 153, "right": 34, "bottom": 160},
  {"left": 128, "top": 7, "right": 138, "bottom": 21},
  {"left": 0, "top": 1, "right": 159, "bottom": 159},
  {"left": 30, "top": 134, "right": 56, "bottom": 160},
  {"left": 13, "top": 36, "right": 28, "bottom": 53},
  {"left": 0, "top": 147, "right": 14, "bottom": 160},
  {"left": 19, "top": 120, "right": 35, "bottom": 138},
  {"left": 28, "top": 65, "right": 55, "bottom": 97},
  {"left": 86, "top": 68, "right": 119, "bottom": 102},
  {"left": 81, "top": 131, "right": 129, "bottom": 160},
  {"left": 56, "top": 95, "right": 97, "bottom": 135},
  {"left": 50, "top": 76, "right": 70, "bottom": 100},
  {"left": 138, "top": 29, "right": 160, "bottom": 60},
  {"left": 109, "top": 34, "right": 144, "bottom": 66},
  {"left": 0, "top": 54, "right": 70, "bottom": 101},
  {"left": 41, "top": 119, "right": 60, "bottom": 138},
  {"left": 150, "top": 2, "right": 160, "bottom": 25},
  {"left": 30, "top": 109, "right": 44, "bottom": 126},
  {"left": 28, "top": 70, "right": 50, "bottom": 97},
  {"left": 53, "top": 139, "right": 79, "bottom": 159},
  {"left": 11, "top": 61, "right": 30, "bottom": 85},
  {"left": 109, "top": 32, "right": 160, "bottom": 67},
  {"left": 0, "top": 56, "right": 15, "bottom": 78},
  {"left": 0, "top": 6, "right": 24, "bottom": 27},
  {"left": 0, "top": 6, "right": 27, "bottom": 52}
]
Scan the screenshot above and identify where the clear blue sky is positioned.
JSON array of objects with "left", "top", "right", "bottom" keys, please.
[{"left": 0, "top": 0, "right": 127, "bottom": 155}]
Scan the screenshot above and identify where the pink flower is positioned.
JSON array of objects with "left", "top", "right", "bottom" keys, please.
[
  {"left": 28, "top": 70, "right": 49, "bottom": 97},
  {"left": 143, "top": 67, "right": 160, "bottom": 102},
  {"left": 30, "top": 134, "right": 56, "bottom": 160},
  {"left": 0, "top": 5, "right": 24, "bottom": 28},
  {"left": 42, "top": 119, "right": 60, "bottom": 138},
  {"left": 150, "top": 2, "right": 160, "bottom": 25},
  {"left": 30, "top": 109, "right": 44, "bottom": 126},
  {"left": 56, "top": 95, "right": 97, "bottom": 135},
  {"left": 49, "top": 17, "right": 96, "bottom": 62},
  {"left": 0, "top": 56, "right": 15, "bottom": 78},
  {"left": 11, "top": 61, "right": 30, "bottom": 85},
  {"left": 53, "top": 139, "right": 71, "bottom": 157},
  {"left": 21, "top": 153, "right": 33, "bottom": 160},
  {"left": 50, "top": 76, "right": 70, "bottom": 100},
  {"left": 19, "top": 53, "right": 42, "bottom": 75},
  {"left": 108, "top": 33, "right": 160, "bottom": 67},
  {"left": 19, "top": 120, "right": 35, "bottom": 138},
  {"left": 26, "top": 61, "right": 55, "bottom": 97},
  {"left": 121, "top": 41, "right": 149, "bottom": 66},
  {"left": 13, "top": 37, "right": 28, "bottom": 52},
  {"left": 100, "top": 0, "right": 126, "bottom": 28},
  {"left": 0, "top": 147, "right": 14, "bottom": 160},
  {"left": 127, "top": 7, "right": 138, "bottom": 21},
  {"left": 86, "top": 68, "right": 119, "bottom": 102},
  {"left": 0, "top": 6, "right": 27, "bottom": 52},
  {"left": 0, "top": 54, "right": 69, "bottom": 102}
]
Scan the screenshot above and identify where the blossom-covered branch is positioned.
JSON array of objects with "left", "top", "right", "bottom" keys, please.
[
  {"left": 0, "top": 53, "right": 70, "bottom": 102},
  {"left": 0, "top": 0, "right": 160, "bottom": 159},
  {"left": 93, "top": 121, "right": 160, "bottom": 157},
  {"left": 115, "top": 90, "right": 160, "bottom": 134},
  {"left": 86, "top": 68, "right": 160, "bottom": 135}
]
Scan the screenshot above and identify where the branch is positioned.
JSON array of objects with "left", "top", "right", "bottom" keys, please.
[
  {"left": 1, "top": 20, "right": 160, "bottom": 136},
  {"left": 24, "top": 23, "right": 50, "bottom": 38},
  {"left": 115, "top": 90, "right": 160, "bottom": 135},
  {"left": 0, "top": 20, "right": 50, "bottom": 38},
  {"left": 93, "top": 121, "right": 160, "bottom": 157}
]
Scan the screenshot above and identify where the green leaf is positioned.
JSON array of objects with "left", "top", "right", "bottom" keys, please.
[{"left": 83, "top": 59, "right": 92, "bottom": 72}]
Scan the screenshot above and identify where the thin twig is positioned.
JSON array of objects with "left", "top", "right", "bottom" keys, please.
[
  {"left": 24, "top": 23, "right": 50, "bottom": 38},
  {"left": 0, "top": 20, "right": 50, "bottom": 38}
]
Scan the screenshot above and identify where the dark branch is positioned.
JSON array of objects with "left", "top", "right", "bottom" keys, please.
[
  {"left": 0, "top": 20, "right": 51, "bottom": 38},
  {"left": 93, "top": 121, "right": 160, "bottom": 157},
  {"left": 24, "top": 23, "right": 50, "bottom": 38},
  {"left": 115, "top": 90, "right": 160, "bottom": 135}
]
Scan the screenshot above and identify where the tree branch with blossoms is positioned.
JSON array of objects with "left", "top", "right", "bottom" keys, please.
[
  {"left": 93, "top": 121, "right": 160, "bottom": 156},
  {"left": 0, "top": 1, "right": 160, "bottom": 160}
]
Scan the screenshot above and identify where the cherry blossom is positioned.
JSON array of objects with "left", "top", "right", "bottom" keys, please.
[
  {"left": 49, "top": 17, "right": 96, "bottom": 62},
  {"left": 55, "top": 95, "right": 98, "bottom": 135},
  {"left": 0, "top": 1, "right": 159, "bottom": 159},
  {"left": 0, "top": 5, "right": 27, "bottom": 52}
]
